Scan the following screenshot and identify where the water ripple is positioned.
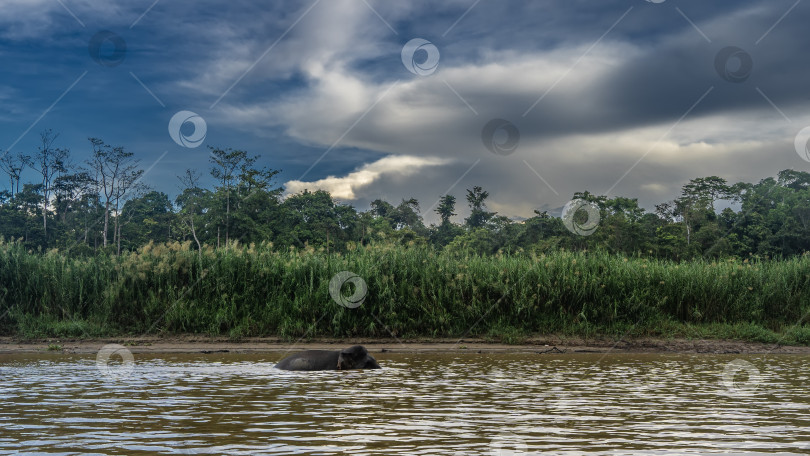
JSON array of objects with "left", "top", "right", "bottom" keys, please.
[{"left": 0, "top": 353, "right": 808, "bottom": 455}]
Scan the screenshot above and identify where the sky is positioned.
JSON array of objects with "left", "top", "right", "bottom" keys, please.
[{"left": 1, "top": 0, "right": 809, "bottom": 224}]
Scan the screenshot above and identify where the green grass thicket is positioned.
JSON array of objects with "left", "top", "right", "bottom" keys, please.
[{"left": 0, "top": 239, "right": 808, "bottom": 344}]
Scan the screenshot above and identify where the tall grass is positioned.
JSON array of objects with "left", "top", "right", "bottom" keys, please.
[{"left": 1, "top": 239, "right": 808, "bottom": 343}]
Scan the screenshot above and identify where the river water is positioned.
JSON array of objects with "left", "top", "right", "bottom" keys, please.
[{"left": 0, "top": 351, "right": 808, "bottom": 455}]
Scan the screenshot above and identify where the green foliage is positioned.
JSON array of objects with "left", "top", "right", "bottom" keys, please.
[
  {"left": 0, "top": 240, "right": 807, "bottom": 343},
  {"left": 3, "top": 131, "right": 810, "bottom": 264},
  {"left": 2, "top": 132, "right": 810, "bottom": 344}
]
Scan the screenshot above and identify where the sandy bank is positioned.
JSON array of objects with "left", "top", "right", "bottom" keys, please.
[{"left": 1, "top": 336, "right": 808, "bottom": 355}]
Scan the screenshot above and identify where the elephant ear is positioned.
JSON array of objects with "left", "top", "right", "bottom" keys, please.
[{"left": 338, "top": 346, "right": 367, "bottom": 369}]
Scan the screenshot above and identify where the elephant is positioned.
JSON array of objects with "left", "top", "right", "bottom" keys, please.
[{"left": 274, "top": 345, "right": 381, "bottom": 371}]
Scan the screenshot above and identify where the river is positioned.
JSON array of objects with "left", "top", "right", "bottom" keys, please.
[{"left": 1, "top": 351, "right": 808, "bottom": 455}]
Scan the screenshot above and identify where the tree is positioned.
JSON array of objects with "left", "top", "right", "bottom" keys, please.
[
  {"left": 572, "top": 190, "right": 608, "bottom": 208},
  {"left": 435, "top": 195, "right": 456, "bottom": 226},
  {"left": 4, "top": 133, "right": 810, "bottom": 264},
  {"left": 369, "top": 197, "right": 425, "bottom": 234},
  {"left": 370, "top": 199, "right": 395, "bottom": 219},
  {"left": 28, "top": 130, "right": 70, "bottom": 239},
  {"left": 605, "top": 196, "right": 644, "bottom": 222},
  {"left": 231, "top": 155, "right": 283, "bottom": 244},
  {"left": 777, "top": 169, "right": 810, "bottom": 191},
  {"left": 176, "top": 169, "right": 208, "bottom": 254},
  {"left": 86, "top": 138, "right": 143, "bottom": 249},
  {"left": 681, "top": 176, "right": 730, "bottom": 212},
  {"left": 652, "top": 178, "right": 729, "bottom": 251},
  {"left": 282, "top": 189, "right": 344, "bottom": 250},
  {"left": 120, "top": 191, "right": 173, "bottom": 251},
  {"left": 444, "top": 228, "right": 497, "bottom": 256},
  {"left": 394, "top": 198, "right": 425, "bottom": 232},
  {"left": 10, "top": 183, "right": 46, "bottom": 245},
  {"left": 465, "top": 186, "right": 495, "bottom": 229},
  {"left": 113, "top": 167, "right": 146, "bottom": 255},
  {"left": 53, "top": 171, "right": 93, "bottom": 223},
  {"left": 431, "top": 194, "right": 464, "bottom": 247},
  {"left": 0, "top": 151, "right": 30, "bottom": 198},
  {"left": 209, "top": 147, "right": 248, "bottom": 247},
  {"left": 52, "top": 170, "right": 95, "bottom": 248}
]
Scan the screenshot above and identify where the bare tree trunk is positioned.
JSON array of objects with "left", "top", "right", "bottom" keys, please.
[
  {"left": 189, "top": 217, "right": 202, "bottom": 258},
  {"left": 88, "top": 140, "right": 142, "bottom": 250},
  {"left": 103, "top": 200, "right": 110, "bottom": 247},
  {"left": 113, "top": 200, "right": 120, "bottom": 251},
  {"left": 685, "top": 220, "right": 691, "bottom": 245}
]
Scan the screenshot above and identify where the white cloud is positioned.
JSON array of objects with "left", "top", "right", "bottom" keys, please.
[
  {"left": 284, "top": 155, "right": 451, "bottom": 200},
  {"left": 0, "top": 0, "right": 132, "bottom": 40},
  {"left": 174, "top": 0, "right": 810, "bottom": 222}
]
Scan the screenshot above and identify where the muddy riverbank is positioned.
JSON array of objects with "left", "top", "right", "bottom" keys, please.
[{"left": 2, "top": 335, "right": 808, "bottom": 355}]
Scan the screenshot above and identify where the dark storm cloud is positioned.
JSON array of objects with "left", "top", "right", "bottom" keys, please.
[
  {"left": 413, "top": 0, "right": 810, "bottom": 143},
  {"left": 2, "top": 0, "right": 808, "bottom": 223}
]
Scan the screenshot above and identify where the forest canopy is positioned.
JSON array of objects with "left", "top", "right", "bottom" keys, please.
[{"left": 2, "top": 131, "right": 810, "bottom": 260}]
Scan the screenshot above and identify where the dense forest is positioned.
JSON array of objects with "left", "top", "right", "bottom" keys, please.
[
  {"left": 2, "top": 130, "right": 810, "bottom": 260},
  {"left": 1, "top": 131, "right": 809, "bottom": 341}
]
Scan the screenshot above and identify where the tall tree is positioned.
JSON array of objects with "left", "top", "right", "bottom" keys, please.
[
  {"left": 0, "top": 151, "right": 29, "bottom": 198},
  {"left": 86, "top": 138, "right": 142, "bottom": 248},
  {"left": 176, "top": 169, "right": 208, "bottom": 255},
  {"left": 282, "top": 189, "right": 341, "bottom": 249},
  {"left": 370, "top": 199, "right": 396, "bottom": 221},
  {"left": 119, "top": 191, "right": 173, "bottom": 251},
  {"left": 28, "top": 130, "right": 69, "bottom": 239},
  {"left": 465, "top": 186, "right": 494, "bottom": 228},
  {"left": 394, "top": 198, "right": 424, "bottom": 231},
  {"left": 209, "top": 147, "right": 250, "bottom": 247},
  {"left": 435, "top": 195, "right": 456, "bottom": 226},
  {"left": 681, "top": 176, "right": 730, "bottom": 212},
  {"left": 114, "top": 172, "right": 146, "bottom": 255}
]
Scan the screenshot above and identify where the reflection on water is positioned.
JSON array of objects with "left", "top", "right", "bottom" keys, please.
[{"left": 0, "top": 352, "right": 808, "bottom": 455}]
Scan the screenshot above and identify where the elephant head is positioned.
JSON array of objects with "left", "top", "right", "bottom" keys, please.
[{"left": 337, "top": 345, "right": 381, "bottom": 370}]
